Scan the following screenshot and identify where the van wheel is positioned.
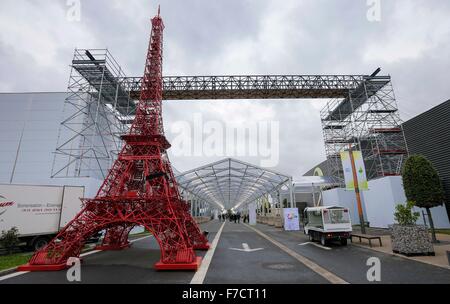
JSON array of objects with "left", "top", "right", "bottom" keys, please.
[
  {"left": 340, "top": 238, "right": 348, "bottom": 246},
  {"left": 320, "top": 235, "right": 326, "bottom": 246},
  {"left": 308, "top": 233, "right": 314, "bottom": 242},
  {"left": 32, "top": 237, "right": 49, "bottom": 251}
]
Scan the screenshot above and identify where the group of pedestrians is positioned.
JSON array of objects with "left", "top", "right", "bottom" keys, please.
[{"left": 218, "top": 212, "right": 250, "bottom": 223}]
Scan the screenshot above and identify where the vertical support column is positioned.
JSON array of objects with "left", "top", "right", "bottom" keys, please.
[
  {"left": 196, "top": 200, "right": 199, "bottom": 217},
  {"left": 289, "top": 177, "right": 295, "bottom": 209},
  {"left": 311, "top": 182, "right": 316, "bottom": 206},
  {"left": 248, "top": 201, "right": 257, "bottom": 225},
  {"left": 190, "top": 193, "right": 194, "bottom": 216}
]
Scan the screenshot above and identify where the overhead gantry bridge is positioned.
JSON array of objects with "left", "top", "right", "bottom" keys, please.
[
  {"left": 133, "top": 74, "right": 372, "bottom": 100},
  {"left": 54, "top": 48, "right": 406, "bottom": 189}
]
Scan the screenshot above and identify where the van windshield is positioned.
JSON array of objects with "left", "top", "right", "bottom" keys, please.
[{"left": 323, "top": 209, "right": 350, "bottom": 224}]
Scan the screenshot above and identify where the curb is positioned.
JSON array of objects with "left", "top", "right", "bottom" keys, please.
[
  {"left": 351, "top": 242, "right": 450, "bottom": 270},
  {"left": 0, "top": 245, "right": 97, "bottom": 278},
  {"left": 0, "top": 267, "right": 18, "bottom": 276}
]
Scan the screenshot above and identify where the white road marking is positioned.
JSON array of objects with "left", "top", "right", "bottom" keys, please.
[
  {"left": 80, "top": 249, "right": 102, "bottom": 258},
  {"left": 299, "top": 242, "right": 332, "bottom": 250},
  {"left": 244, "top": 224, "right": 348, "bottom": 284},
  {"left": 130, "top": 235, "right": 152, "bottom": 243},
  {"left": 190, "top": 221, "right": 226, "bottom": 284},
  {"left": 0, "top": 271, "right": 30, "bottom": 282},
  {"left": 229, "top": 243, "right": 264, "bottom": 252},
  {"left": 79, "top": 235, "right": 151, "bottom": 257},
  {"left": 0, "top": 235, "right": 152, "bottom": 282}
]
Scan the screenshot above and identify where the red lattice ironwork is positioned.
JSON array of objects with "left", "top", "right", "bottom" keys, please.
[{"left": 19, "top": 9, "right": 209, "bottom": 272}]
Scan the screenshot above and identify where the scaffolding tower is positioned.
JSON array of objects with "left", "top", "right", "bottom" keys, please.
[
  {"left": 51, "top": 49, "right": 136, "bottom": 179},
  {"left": 320, "top": 72, "right": 408, "bottom": 183}
]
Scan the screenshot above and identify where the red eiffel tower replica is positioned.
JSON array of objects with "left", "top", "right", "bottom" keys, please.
[{"left": 19, "top": 8, "right": 209, "bottom": 272}]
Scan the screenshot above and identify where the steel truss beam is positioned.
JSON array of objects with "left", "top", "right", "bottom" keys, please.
[{"left": 121, "top": 75, "right": 366, "bottom": 100}]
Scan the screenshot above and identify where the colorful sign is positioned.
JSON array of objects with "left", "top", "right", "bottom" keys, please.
[
  {"left": 340, "top": 150, "right": 368, "bottom": 191},
  {"left": 283, "top": 208, "right": 300, "bottom": 231}
]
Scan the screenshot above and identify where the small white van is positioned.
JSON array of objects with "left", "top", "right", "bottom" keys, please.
[{"left": 303, "top": 206, "right": 352, "bottom": 246}]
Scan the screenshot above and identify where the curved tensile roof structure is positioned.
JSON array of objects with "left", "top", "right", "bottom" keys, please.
[{"left": 176, "top": 158, "right": 292, "bottom": 211}]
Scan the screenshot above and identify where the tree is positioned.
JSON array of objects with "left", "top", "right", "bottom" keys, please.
[{"left": 402, "top": 155, "right": 446, "bottom": 243}]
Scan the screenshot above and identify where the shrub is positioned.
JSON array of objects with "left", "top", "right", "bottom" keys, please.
[
  {"left": 394, "top": 201, "right": 420, "bottom": 226},
  {"left": 0, "top": 227, "right": 20, "bottom": 255}
]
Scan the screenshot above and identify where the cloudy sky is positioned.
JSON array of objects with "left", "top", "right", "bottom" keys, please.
[{"left": 1, "top": 0, "right": 449, "bottom": 179}]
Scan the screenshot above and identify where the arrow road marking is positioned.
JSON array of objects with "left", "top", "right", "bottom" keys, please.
[
  {"left": 229, "top": 243, "right": 263, "bottom": 252},
  {"left": 299, "top": 242, "right": 332, "bottom": 250}
]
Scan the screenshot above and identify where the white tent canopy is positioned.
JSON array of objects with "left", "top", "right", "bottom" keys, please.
[
  {"left": 175, "top": 158, "right": 293, "bottom": 211},
  {"left": 288, "top": 176, "right": 338, "bottom": 193}
]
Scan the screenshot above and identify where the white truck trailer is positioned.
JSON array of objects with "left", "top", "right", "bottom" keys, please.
[
  {"left": 303, "top": 206, "right": 352, "bottom": 246},
  {"left": 0, "top": 184, "right": 88, "bottom": 251}
]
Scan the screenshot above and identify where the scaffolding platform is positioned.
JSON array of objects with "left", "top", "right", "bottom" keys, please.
[{"left": 320, "top": 69, "right": 408, "bottom": 182}]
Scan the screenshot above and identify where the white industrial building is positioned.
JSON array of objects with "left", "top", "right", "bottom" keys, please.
[{"left": 0, "top": 92, "right": 103, "bottom": 197}]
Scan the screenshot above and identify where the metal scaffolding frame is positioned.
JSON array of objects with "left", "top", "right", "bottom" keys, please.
[
  {"left": 52, "top": 49, "right": 407, "bottom": 185},
  {"left": 175, "top": 158, "right": 294, "bottom": 211},
  {"left": 51, "top": 49, "right": 137, "bottom": 179},
  {"left": 320, "top": 74, "right": 408, "bottom": 182}
]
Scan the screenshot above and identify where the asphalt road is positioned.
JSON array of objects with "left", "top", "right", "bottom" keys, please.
[
  {"left": 203, "top": 222, "right": 328, "bottom": 284},
  {"left": 1, "top": 220, "right": 450, "bottom": 284},
  {"left": 255, "top": 223, "right": 450, "bottom": 284}
]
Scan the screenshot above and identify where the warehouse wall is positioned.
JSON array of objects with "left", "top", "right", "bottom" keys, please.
[
  {"left": 0, "top": 93, "right": 65, "bottom": 184},
  {"left": 363, "top": 176, "right": 450, "bottom": 229},
  {"left": 320, "top": 176, "right": 450, "bottom": 228},
  {"left": 322, "top": 188, "right": 368, "bottom": 225},
  {"left": 403, "top": 99, "right": 450, "bottom": 218},
  {"left": 0, "top": 93, "right": 102, "bottom": 196}
]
